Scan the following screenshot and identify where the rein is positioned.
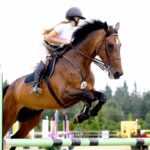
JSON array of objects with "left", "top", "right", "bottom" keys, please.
[
  {"left": 61, "top": 41, "right": 107, "bottom": 87},
  {"left": 73, "top": 33, "right": 121, "bottom": 71},
  {"left": 64, "top": 34, "right": 107, "bottom": 74},
  {"left": 74, "top": 47, "right": 108, "bottom": 71},
  {"left": 62, "top": 33, "right": 121, "bottom": 83},
  {"left": 63, "top": 55, "right": 89, "bottom": 81}
]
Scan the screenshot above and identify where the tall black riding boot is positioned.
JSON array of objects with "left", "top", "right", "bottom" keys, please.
[{"left": 30, "top": 61, "right": 45, "bottom": 94}]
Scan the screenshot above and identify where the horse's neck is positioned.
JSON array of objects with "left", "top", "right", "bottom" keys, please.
[
  {"left": 64, "top": 30, "right": 106, "bottom": 78},
  {"left": 76, "top": 30, "right": 106, "bottom": 67},
  {"left": 80, "top": 30, "right": 105, "bottom": 56}
]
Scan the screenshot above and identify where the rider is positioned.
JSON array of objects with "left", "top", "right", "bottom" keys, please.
[{"left": 30, "top": 7, "right": 86, "bottom": 94}]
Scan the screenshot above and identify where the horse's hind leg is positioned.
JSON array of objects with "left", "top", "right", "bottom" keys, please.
[
  {"left": 3, "top": 97, "right": 19, "bottom": 136},
  {"left": 10, "top": 112, "right": 42, "bottom": 150},
  {"left": 90, "top": 91, "right": 107, "bottom": 116},
  {"left": 11, "top": 113, "right": 42, "bottom": 138}
]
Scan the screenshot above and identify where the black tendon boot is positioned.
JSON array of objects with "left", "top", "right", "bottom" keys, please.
[{"left": 30, "top": 61, "right": 45, "bottom": 95}]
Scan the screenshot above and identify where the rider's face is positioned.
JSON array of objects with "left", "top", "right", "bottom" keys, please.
[{"left": 74, "top": 17, "right": 80, "bottom": 22}]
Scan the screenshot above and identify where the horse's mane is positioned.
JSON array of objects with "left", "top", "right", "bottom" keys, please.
[{"left": 72, "top": 20, "right": 108, "bottom": 46}]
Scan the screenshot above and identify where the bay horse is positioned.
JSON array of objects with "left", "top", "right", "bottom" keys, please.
[{"left": 3, "top": 20, "right": 123, "bottom": 145}]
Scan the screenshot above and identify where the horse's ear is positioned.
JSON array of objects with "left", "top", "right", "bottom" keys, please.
[
  {"left": 104, "top": 21, "right": 108, "bottom": 31},
  {"left": 115, "top": 22, "right": 120, "bottom": 32}
]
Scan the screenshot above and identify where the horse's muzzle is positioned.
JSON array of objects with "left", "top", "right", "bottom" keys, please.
[
  {"left": 108, "top": 68, "right": 123, "bottom": 79},
  {"left": 113, "top": 71, "right": 123, "bottom": 79}
]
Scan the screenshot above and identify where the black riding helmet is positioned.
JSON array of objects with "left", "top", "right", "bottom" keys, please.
[{"left": 66, "top": 7, "right": 86, "bottom": 20}]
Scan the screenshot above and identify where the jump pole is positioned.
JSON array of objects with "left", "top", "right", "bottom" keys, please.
[{"left": 5, "top": 138, "right": 150, "bottom": 147}]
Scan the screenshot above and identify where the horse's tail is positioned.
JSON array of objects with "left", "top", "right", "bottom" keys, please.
[{"left": 3, "top": 81, "right": 9, "bottom": 98}]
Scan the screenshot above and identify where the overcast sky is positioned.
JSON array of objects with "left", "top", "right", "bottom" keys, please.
[{"left": 0, "top": 0, "right": 150, "bottom": 94}]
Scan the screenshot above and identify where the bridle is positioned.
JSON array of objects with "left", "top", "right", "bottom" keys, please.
[
  {"left": 102, "top": 33, "right": 121, "bottom": 66},
  {"left": 62, "top": 31, "right": 121, "bottom": 82},
  {"left": 73, "top": 33, "right": 120, "bottom": 71}
]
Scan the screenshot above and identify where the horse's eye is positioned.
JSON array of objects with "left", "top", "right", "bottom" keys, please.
[{"left": 108, "top": 44, "right": 114, "bottom": 49}]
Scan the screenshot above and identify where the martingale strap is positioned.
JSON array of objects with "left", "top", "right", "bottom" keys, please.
[{"left": 45, "top": 77, "right": 66, "bottom": 108}]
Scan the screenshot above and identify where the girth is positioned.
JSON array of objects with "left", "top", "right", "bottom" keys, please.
[{"left": 45, "top": 76, "right": 67, "bottom": 108}]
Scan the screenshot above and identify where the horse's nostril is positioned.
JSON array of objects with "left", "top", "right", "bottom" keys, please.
[{"left": 114, "top": 72, "right": 123, "bottom": 79}]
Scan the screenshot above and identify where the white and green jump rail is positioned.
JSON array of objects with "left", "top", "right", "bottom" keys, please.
[
  {"left": 5, "top": 138, "right": 150, "bottom": 147},
  {"left": 1, "top": 72, "right": 150, "bottom": 148}
]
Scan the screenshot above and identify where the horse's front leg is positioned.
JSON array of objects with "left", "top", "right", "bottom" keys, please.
[
  {"left": 74, "top": 91, "right": 107, "bottom": 123},
  {"left": 64, "top": 89, "right": 95, "bottom": 124},
  {"left": 90, "top": 91, "right": 107, "bottom": 116},
  {"left": 73, "top": 102, "right": 91, "bottom": 124},
  {"left": 73, "top": 90, "right": 95, "bottom": 124}
]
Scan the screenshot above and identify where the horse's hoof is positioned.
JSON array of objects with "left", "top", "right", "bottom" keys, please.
[
  {"left": 73, "top": 115, "right": 84, "bottom": 124},
  {"left": 73, "top": 116, "right": 79, "bottom": 124},
  {"left": 73, "top": 114, "right": 90, "bottom": 124}
]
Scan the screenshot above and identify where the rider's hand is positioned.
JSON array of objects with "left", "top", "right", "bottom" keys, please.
[{"left": 61, "top": 40, "right": 70, "bottom": 45}]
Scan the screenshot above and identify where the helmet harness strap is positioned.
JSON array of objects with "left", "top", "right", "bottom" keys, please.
[{"left": 73, "top": 17, "right": 79, "bottom": 26}]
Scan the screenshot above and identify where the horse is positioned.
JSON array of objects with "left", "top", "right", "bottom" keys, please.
[{"left": 3, "top": 20, "right": 123, "bottom": 145}]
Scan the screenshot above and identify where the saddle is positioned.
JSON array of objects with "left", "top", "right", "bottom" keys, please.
[{"left": 24, "top": 44, "right": 71, "bottom": 85}]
